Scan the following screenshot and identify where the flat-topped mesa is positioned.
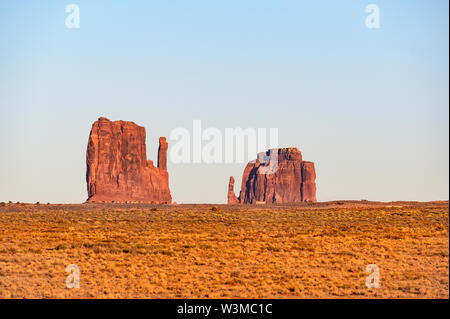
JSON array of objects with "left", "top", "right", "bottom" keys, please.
[
  {"left": 86, "top": 117, "right": 171, "bottom": 203},
  {"left": 228, "top": 147, "right": 317, "bottom": 204}
]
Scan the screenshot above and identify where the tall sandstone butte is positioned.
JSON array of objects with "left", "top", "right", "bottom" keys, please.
[
  {"left": 227, "top": 176, "right": 239, "bottom": 204},
  {"left": 86, "top": 117, "right": 171, "bottom": 203},
  {"left": 228, "top": 147, "right": 316, "bottom": 204}
]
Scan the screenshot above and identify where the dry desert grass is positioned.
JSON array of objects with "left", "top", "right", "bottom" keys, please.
[{"left": 0, "top": 202, "right": 448, "bottom": 298}]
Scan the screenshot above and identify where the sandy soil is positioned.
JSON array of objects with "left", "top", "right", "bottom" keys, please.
[{"left": 0, "top": 201, "right": 448, "bottom": 298}]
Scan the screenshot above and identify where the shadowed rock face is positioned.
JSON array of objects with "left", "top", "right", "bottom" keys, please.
[
  {"left": 86, "top": 117, "right": 171, "bottom": 203},
  {"left": 228, "top": 147, "right": 316, "bottom": 204}
]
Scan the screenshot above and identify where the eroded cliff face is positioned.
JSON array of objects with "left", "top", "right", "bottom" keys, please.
[
  {"left": 301, "top": 161, "right": 317, "bottom": 202},
  {"left": 86, "top": 117, "right": 171, "bottom": 203},
  {"left": 228, "top": 148, "right": 316, "bottom": 204}
]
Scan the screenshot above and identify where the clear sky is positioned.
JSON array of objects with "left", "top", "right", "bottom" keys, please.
[{"left": 0, "top": 1, "right": 448, "bottom": 203}]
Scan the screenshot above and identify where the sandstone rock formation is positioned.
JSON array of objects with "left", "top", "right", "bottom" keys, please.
[
  {"left": 228, "top": 148, "right": 316, "bottom": 204},
  {"left": 300, "top": 161, "right": 317, "bottom": 202},
  {"left": 86, "top": 117, "right": 171, "bottom": 203},
  {"left": 157, "top": 137, "right": 168, "bottom": 171},
  {"left": 227, "top": 176, "right": 239, "bottom": 204}
]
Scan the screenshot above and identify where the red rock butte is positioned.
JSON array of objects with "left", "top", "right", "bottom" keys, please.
[
  {"left": 86, "top": 117, "right": 171, "bottom": 203},
  {"left": 228, "top": 147, "right": 317, "bottom": 204}
]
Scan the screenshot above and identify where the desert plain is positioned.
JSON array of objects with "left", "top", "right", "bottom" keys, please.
[{"left": 0, "top": 200, "right": 448, "bottom": 299}]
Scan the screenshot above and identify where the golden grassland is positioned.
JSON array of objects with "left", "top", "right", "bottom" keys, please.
[{"left": 0, "top": 202, "right": 448, "bottom": 298}]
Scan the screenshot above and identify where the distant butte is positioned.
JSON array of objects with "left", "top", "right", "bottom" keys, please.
[
  {"left": 86, "top": 117, "right": 171, "bottom": 203},
  {"left": 228, "top": 147, "right": 317, "bottom": 204}
]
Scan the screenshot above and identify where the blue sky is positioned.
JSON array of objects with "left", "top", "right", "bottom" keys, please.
[{"left": 0, "top": 1, "right": 448, "bottom": 203}]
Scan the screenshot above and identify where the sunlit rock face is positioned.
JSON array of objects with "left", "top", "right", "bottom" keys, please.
[
  {"left": 228, "top": 148, "right": 316, "bottom": 204},
  {"left": 86, "top": 117, "right": 171, "bottom": 203}
]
